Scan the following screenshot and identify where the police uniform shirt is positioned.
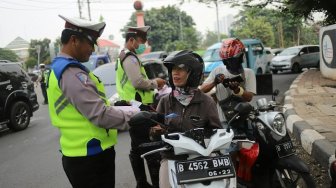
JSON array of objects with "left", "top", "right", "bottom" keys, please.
[
  {"left": 203, "top": 66, "right": 256, "bottom": 122},
  {"left": 120, "top": 49, "right": 158, "bottom": 90},
  {"left": 58, "top": 53, "right": 139, "bottom": 130}
]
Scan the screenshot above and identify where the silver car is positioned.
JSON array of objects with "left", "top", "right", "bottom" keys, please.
[{"left": 270, "top": 45, "right": 320, "bottom": 74}]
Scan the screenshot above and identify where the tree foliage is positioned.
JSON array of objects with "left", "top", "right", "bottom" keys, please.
[
  {"left": 123, "top": 6, "right": 199, "bottom": 52},
  {"left": 201, "top": 30, "right": 228, "bottom": 48},
  {"left": 0, "top": 48, "right": 19, "bottom": 62},
  {"left": 238, "top": 0, "right": 336, "bottom": 25},
  {"left": 27, "top": 38, "right": 51, "bottom": 68},
  {"left": 231, "top": 7, "right": 319, "bottom": 48},
  {"left": 232, "top": 16, "right": 275, "bottom": 47}
]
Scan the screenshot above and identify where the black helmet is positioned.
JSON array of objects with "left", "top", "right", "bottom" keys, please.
[{"left": 163, "top": 50, "right": 204, "bottom": 88}]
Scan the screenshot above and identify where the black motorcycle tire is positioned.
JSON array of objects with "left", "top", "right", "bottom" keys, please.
[{"left": 274, "top": 168, "right": 316, "bottom": 188}]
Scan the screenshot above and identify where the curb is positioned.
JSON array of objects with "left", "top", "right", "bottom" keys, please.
[{"left": 283, "top": 71, "right": 336, "bottom": 170}]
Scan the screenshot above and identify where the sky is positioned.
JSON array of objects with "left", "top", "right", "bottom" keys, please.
[{"left": 0, "top": 0, "right": 240, "bottom": 48}]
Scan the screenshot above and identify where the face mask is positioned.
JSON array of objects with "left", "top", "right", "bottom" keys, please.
[{"left": 135, "top": 43, "right": 146, "bottom": 54}]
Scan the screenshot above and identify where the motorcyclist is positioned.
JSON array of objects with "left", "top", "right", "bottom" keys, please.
[
  {"left": 150, "top": 50, "right": 221, "bottom": 188},
  {"left": 200, "top": 38, "right": 256, "bottom": 127}
]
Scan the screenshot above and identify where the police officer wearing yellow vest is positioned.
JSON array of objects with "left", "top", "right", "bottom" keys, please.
[
  {"left": 37, "top": 64, "right": 50, "bottom": 104},
  {"left": 47, "top": 15, "right": 140, "bottom": 188},
  {"left": 116, "top": 26, "right": 165, "bottom": 188}
]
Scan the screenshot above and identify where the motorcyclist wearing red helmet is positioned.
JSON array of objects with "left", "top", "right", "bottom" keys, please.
[{"left": 200, "top": 38, "right": 256, "bottom": 126}]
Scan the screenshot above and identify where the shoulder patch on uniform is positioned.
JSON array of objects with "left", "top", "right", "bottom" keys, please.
[
  {"left": 76, "top": 72, "right": 88, "bottom": 86},
  {"left": 130, "top": 56, "right": 138, "bottom": 64}
]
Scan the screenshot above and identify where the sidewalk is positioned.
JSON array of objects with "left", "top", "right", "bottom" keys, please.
[{"left": 284, "top": 69, "right": 336, "bottom": 169}]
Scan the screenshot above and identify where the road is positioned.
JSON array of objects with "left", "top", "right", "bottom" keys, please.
[{"left": 0, "top": 72, "right": 300, "bottom": 188}]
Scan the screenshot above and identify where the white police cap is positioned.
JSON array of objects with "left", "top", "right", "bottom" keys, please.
[
  {"left": 59, "top": 15, "right": 106, "bottom": 44},
  {"left": 125, "top": 26, "right": 151, "bottom": 33}
]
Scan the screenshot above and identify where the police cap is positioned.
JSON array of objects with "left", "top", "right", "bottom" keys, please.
[
  {"left": 59, "top": 15, "right": 106, "bottom": 45},
  {"left": 125, "top": 26, "right": 150, "bottom": 41}
]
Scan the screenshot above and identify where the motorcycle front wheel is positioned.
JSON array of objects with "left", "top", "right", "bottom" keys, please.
[{"left": 274, "top": 168, "right": 316, "bottom": 188}]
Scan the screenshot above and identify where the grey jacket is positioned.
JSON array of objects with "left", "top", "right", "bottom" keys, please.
[{"left": 156, "top": 89, "right": 221, "bottom": 132}]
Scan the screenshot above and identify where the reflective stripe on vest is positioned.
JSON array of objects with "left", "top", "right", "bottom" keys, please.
[
  {"left": 47, "top": 57, "right": 117, "bottom": 157},
  {"left": 116, "top": 54, "right": 154, "bottom": 104}
]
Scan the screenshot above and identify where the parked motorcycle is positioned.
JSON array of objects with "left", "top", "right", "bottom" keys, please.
[
  {"left": 330, "top": 149, "right": 336, "bottom": 188},
  {"left": 226, "top": 92, "right": 316, "bottom": 188}
]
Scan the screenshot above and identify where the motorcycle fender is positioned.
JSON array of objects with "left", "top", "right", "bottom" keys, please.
[{"left": 276, "top": 155, "right": 310, "bottom": 173}]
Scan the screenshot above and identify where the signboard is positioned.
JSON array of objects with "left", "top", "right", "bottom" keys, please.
[{"left": 320, "top": 24, "right": 336, "bottom": 80}]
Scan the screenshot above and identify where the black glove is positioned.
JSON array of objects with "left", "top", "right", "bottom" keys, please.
[
  {"left": 214, "top": 73, "right": 224, "bottom": 85},
  {"left": 114, "top": 100, "right": 130, "bottom": 106},
  {"left": 228, "top": 82, "right": 240, "bottom": 91},
  {"left": 151, "top": 112, "right": 165, "bottom": 125},
  {"left": 139, "top": 104, "right": 153, "bottom": 111},
  {"left": 128, "top": 111, "right": 165, "bottom": 127}
]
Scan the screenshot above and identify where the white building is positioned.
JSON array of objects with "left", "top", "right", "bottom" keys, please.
[{"left": 5, "top": 37, "right": 30, "bottom": 61}]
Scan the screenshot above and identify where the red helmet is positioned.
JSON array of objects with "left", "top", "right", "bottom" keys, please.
[{"left": 219, "top": 38, "right": 245, "bottom": 60}]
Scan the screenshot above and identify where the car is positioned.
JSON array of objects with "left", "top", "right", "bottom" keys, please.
[
  {"left": 270, "top": 48, "right": 284, "bottom": 56},
  {"left": 82, "top": 54, "right": 111, "bottom": 71},
  {"left": 27, "top": 72, "right": 39, "bottom": 82},
  {"left": 203, "top": 39, "right": 272, "bottom": 77},
  {"left": 0, "top": 62, "right": 39, "bottom": 131},
  {"left": 270, "top": 45, "right": 320, "bottom": 74},
  {"left": 92, "top": 59, "right": 169, "bottom": 104},
  {"left": 140, "top": 51, "right": 168, "bottom": 61}
]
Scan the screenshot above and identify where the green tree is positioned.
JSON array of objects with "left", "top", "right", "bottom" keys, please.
[
  {"left": 232, "top": 7, "right": 319, "bottom": 48},
  {"left": 300, "top": 24, "right": 319, "bottom": 45},
  {"left": 27, "top": 38, "right": 51, "bottom": 67},
  {"left": 232, "top": 16, "right": 275, "bottom": 47},
  {"left": 201, "top": 30, "right": 228, "bottom": 48},
  {"left": 238, "top": 0, "right": 336, "bottom": 25},
  {"left": 123, "top": 5, "right": 199, "bottom": 52},
  {"left": 0, "top": 48, "right": 19, "bottom": 62},
  {"left": 25, "top": 57, "right": 37, "bottom": 68}
]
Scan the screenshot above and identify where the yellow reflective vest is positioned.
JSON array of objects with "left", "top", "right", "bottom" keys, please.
[
  {"left": 116, "top": 52, "right": 154, "bottom": 104},
  {"left": 47, "top": 57, "right": 117, "bottom": 157}
]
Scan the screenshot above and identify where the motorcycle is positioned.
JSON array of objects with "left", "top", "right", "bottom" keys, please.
[
  {"left": 330, "top": 149, "right": 336, "bottom": 188},
  {"left": 128, "top": 111, "right": 241, "bottom": 188},
  {"left": 225, "top": 91, "right": 316, "bottom": 188},
  {"left": 128, "top": 90, "right": 316, "bottom": 187}
]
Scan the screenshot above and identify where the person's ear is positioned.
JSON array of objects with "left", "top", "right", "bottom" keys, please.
[{"left": 70, "top": 35, "right": 78, "bottom": 47}]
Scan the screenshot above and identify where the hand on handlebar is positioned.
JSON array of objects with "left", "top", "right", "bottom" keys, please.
[
  {"left": 228, "top": 81, "right": 240, "bottom": 92},
  {"left": 149, "top": 125, "right": 167, "bottom": 141}
]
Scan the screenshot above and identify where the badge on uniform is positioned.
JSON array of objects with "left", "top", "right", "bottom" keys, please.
[
  {"left": 76, "top": 72, "right": 88, "bottom": 86},
  {"left": 131, "top": 56, "right": 138, "bottom": 64}
]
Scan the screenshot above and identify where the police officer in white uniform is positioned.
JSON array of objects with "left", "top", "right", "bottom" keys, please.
[{"left": 47, "top": 15, "right": 139, "bottom": 188}]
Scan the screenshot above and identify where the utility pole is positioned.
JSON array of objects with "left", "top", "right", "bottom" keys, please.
[
  {"left": 179, "top": 11, "right": 183, "bottom": 41},
  {"left": 87, "top": 0, "right": 91, "bottom": 21},
  {"left": 36, "top": 45, "right": 41, "bottom": 69},
  {"left": 77, "top": 0, "right": 82, "bottom": 18}
]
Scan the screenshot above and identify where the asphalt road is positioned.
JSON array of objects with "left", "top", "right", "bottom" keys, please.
[{"left": 0, "top": 71, "right": 300, "bottom": 188}]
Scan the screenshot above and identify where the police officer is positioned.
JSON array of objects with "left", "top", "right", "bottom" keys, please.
[
  {"left": 37, "top": 64, "right": 49, "bottom": 104},
  {"left": 47, "top": 15, "right": 139, "bottom": 188},
  {"left": 116, "top": 26, "right": 165, "bottom": 188}
]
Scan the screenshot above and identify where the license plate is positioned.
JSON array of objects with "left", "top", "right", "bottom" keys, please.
[
  {"left": 175, "top": 155, "right": 235, "bottom": 184},
  {"left": 275, "top": 141, "right": 295, "bottom": 158}
]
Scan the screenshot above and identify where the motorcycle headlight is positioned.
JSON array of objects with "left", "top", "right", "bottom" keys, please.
[{"left": 272, "top": 114, "right": 286, "bottom": 137}]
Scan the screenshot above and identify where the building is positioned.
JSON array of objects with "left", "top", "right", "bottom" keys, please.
[
  {"left": 97, "top": 39, "right": 120, "bottom": 62},
  {"left": 5, "top": 37, "right": 30, "bottom": 61},
  {"left": 215, "top": 14, "right": 234, "bottom": 36}
]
